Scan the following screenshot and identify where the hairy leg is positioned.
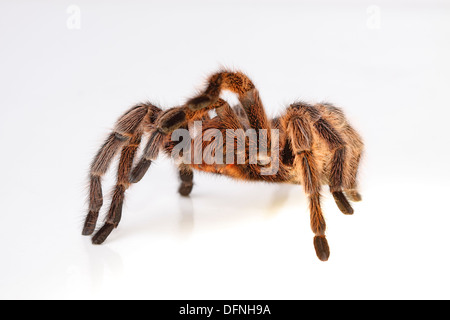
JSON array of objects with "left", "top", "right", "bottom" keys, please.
[
  {"left": 83, "top": 104, "right": 159, "bottom": 236},
  {"left": 187, "top": 70, "right": 272, "bottom": 133},
  {"left": 92, "top": 131, "right": 142, "bottom": 244},
  {"left": 285, "top": 113, "right": 329, "bottom": 261},
  {"left": 316, "top": 103, "right": 364, "bottom": 203},
  {"left": 289, "top": 102, "right": 354, "bottom": 215},
  {"left": 128, "top": 129, "right": 165, "bottom": 184},
  {"left": 178, "top": 164, "right": 194, "bottom": 196},
  {"left": 129, "top": 106, "right": 189, "bottom": 184},
  {"left": 342, "top": 125, "right": 364, "bottom": 202},
  {"left": 86, "top": 104, "right": 199, "bottom": 244}
]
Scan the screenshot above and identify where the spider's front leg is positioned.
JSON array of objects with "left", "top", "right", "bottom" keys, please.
[
  {"left": 88, "top": 106, "right": 191, "bottom": 244},
  {"left": 312, "top": 105, "right": 355, "bottom": 214},
  {"left": 187, "top": 70, "right": 272, "bottom": 133},
  {"left": 127, "top": 106, "right": 189, "bottom": 186},
  {"left": 83, "top": 103, "right": 161, "bottom": 239},
  {"left": 161, "top": 99, "right": 234, "bottom": 197},
  {"left": 134, "top": 99, "right": 232, "bottom": 199}
]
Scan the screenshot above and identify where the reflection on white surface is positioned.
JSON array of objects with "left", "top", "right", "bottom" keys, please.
[
  {"left": 177, "top": 196, "right": 195, "bottom": 239},
  {"left": 0, "top": 0, "right": 449, "bottom": 299}
]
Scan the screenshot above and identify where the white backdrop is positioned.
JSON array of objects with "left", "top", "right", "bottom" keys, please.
[{"left": 1, "top": 0, "right": 449, "bottom": 299}]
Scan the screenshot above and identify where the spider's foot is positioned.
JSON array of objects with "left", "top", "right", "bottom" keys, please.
[
  {"left": 130, "top": 159, "right": 152, "bottom": 183},
  {"left": 187, "top": 95, "right": 213, "bottom": 111},
  {"left": 92, "top": 223, "right": 115, "bottom": 245},
  {"left": 313, "top": 236, "right": 330, "bottom": 262},
  {"left": 345, "top": 190, "right": 362, "bottom": 202},
  {"left": 332, "top": 191, "right": 354, "bottom": 215},
  {"left": 178, "top": 182, "right": 193, "bottom": 197},
  {"left": 82, "top": 211, "right": 98, "bottom": 236}
]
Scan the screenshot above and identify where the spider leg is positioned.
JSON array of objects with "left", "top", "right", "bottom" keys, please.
[
  {"left": 128, "top": 129, "right": 165, "bottom": 183},
  {"left": 286, "top": 114, "right": 329, "bottom": 261},
  {"left": 342, "top": 124, "right": 364, "bottom": 202},
  {"left": 91, "top": 106, "right": 185, "bottom": 244},
  {"left": 129, "top": 106, "right": 189, "bottom": 184},
  {"left": 315, "top": 103, "right": 364, "bottom": 204},
  {"left": 187, "top": 70, "right": 275, "bottom": 170},
  {"left": 131, "top": 101, "right": 233, "bottom": 199},
  {"left": 92, "top": 131, "right": 143, "bottom": 244},
  {"left": 93, "top": 106, "right": 193, "bottom": 243},
  {"left": 298, "top": 103, "right": 354, "bottom": 215},
  {"left": 83, "top": 104, "right": 158, "bottom": 236},
  {"left": 187, "top": 70, "right": 254, "bottom": 110},
  {"left": 178, "top": 164, "right": 194, "bottom": 196},
  {"left": 214, "top": 100, "right": 251, "bottom": 164},
  {"left": 187, "top": 70, "right": 272, "bottom": 132}
]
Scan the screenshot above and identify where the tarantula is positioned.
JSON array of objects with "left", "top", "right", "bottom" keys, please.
[{"left": 82, "top": 70, "right": 364, "bottom": 261}]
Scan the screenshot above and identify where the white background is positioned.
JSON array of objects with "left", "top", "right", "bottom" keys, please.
[{"left": 1, "top": 0, "right": 449, "bottom": 299}]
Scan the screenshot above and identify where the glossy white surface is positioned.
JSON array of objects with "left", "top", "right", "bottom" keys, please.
[{"left": 0, "top": 0, "right": 449, "bottom": 299}]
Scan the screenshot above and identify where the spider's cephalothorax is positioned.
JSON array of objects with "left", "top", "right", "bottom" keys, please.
[{"left": 82, "top": 70, "right": 364, "bottom": 261}]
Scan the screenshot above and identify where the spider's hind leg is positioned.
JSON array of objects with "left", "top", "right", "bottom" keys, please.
[
  {"left": 342, "top": 125, "right": 364, "bottom": 202},
  {"left": 284, "top": 110, "right": 330, "bottom": 261},
  {"left": 311, "top": 107, "right": 355, "bottom": 215},
  {"left": 331, "top": 191, "right": 353, "bottom": 216},
  {"left": 186, "top": 70, "right": 272, "bottom": 134},
  {"left": 316, "top": 103, "right": 364, "bottom": 206},
  {"left": 346, "top": 189, "right": 362, "bottom": 202}
]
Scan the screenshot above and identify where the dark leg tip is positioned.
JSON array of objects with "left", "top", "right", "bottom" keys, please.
[
  {"left": 91, "top": 223, "right": 115, "bottom": 245},
  {"left": 314, "top": 236, "right": 330, "bottom": 261},
  {"left": 82, "top": 211, "right": 98, "bottom": 236},
  {"left": 332, "top": 191, "right": 354, "bottom": 215},
  {"left": 129, "top": 159, "right": 152, "bottom": 183},
  {"left": 82, "top": 228, "right": 94, "bottom": 236},
  {"left": 178, "top": 183, "right": 193, "bottom": 197}
]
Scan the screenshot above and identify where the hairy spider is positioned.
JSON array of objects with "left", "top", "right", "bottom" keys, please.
[{"left": 82, "top": 70, "right": 364, "bottom": 261}]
